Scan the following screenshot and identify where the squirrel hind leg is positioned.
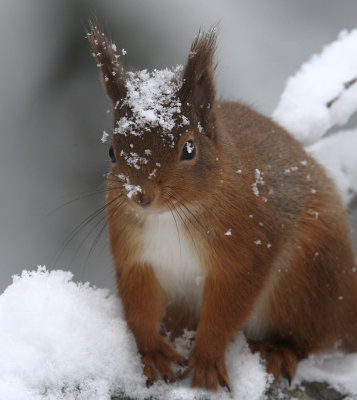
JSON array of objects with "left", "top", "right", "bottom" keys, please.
[{"left": 247, "top": 338, "right": 304, "bottom": 385}]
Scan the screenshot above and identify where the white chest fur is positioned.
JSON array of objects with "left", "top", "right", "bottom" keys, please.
[{"left": 141, "top": 211, "right": 204, "bottom": 312}]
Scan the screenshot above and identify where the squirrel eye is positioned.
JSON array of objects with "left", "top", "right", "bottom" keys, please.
[
  {"left": 109, "top": 145, "right": 116, "bottom": 163},
  {"left": 180, "top": 140, "right": 196, "bottom": 161}
]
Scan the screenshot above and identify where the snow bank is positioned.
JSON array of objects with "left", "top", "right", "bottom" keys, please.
[
  {"left": 0, "top": 267, "right": 269, "bottom": 400},
  {"left": 4, "top": 267, "right": 357, "bottom": 400},
  {"left": 0, "top": 267, "right": 145, "bottom": 400},
  {"left": 273, "top": 29, "right": 357, "bottom": 146}
]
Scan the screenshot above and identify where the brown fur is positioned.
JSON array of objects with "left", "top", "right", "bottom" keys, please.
[{"left": 88, "top": 22, "right": 357, "bottom": 392}]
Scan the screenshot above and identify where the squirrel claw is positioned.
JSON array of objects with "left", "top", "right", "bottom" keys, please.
[
  {"left": 146, "top": 378, "right": 154, "bottom": 388},
  {"left": 178, "top": 358, "right": 189, "bottom": 367},
  {"left": 163, "top": 374, "right": 176, "bottom": 384},
  {"left": 220, "top": 381, "right": 231, "bottom": 392},
  {"left": 177, "top": 361, "right": 193, "bottom": 380},
  {"left": 248, "top": 339, "right": 299, "bottom": 384}
]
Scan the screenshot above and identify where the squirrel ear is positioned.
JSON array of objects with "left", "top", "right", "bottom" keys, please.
[
  {"left": 87, "top": 20, "right": 126, "bottom": 104},
  {"left": 180, "top": 28, "right": 217, "bottom": 128}
]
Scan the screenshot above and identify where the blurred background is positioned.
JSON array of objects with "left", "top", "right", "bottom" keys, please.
[{"left": 1, "top": 0, "right": 356, "bottom": 293}]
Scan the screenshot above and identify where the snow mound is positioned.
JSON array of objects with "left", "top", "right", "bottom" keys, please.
[
  {"left": 0, "top": 267, "right": 269, "bottom": 400},
  {"left": 4, "top": 268, "right": 357, "bottom": 400},
  {"left": 0, "top": 267, "right": 144, "bottom": 400},
  {"left": 273, "top": 29, "right": 357, "bottom": 146}
]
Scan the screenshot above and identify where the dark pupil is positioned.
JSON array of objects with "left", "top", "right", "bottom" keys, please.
[
  {"left": 180, "top": 140, "right": 196, "bottom": 161},
  {"left": 109, "top": 146, "right": 116, "bottom": 163}
]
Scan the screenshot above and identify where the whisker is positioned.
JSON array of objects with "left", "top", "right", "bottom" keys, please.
[
  {"left": 105, "top": 177, "right": 122, "bottom": 184},
  {"left": 75, "top": 213, "right": 108, "bottom": 262},
  {"left": 83, "top": 216, "right": 108, "bottom": 271},
  {"left": 47, "top": 187, "right": 119, "bottom": 217},
  {"left": 52, "top": 194, "right": 122, "bottom": 264},
  {"left": 77, "top": 212, "right": 108, "bottom": 277},
  {"left": 167, "top": 200, "right": 182, "bottom": 257},
  {"left": 170, "top": 196, "right": 208, "bottom": 238},
  {"left": 163, "top": 186, "right": 208, "bottom": 233},
  {"left": 174, "top": 202, "right": 199, "bottom": 254},
  {"left": 162, "top": 191, "right": 200, "bottom": 254},
  {"left": 55, "top": 186, "right": 108, "bottom": 200},
  {"left": 80, "top": 197, "right": 126, "bottom": 279},
  {"left": 108, "top": 197, "right": 126, "bottom": 215}
]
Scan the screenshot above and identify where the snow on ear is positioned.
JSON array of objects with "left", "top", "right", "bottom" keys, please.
[
  {"left": 181, "top": 28, "right": 217, "bottom": 129},
  {"left": 87, "top": 20, "right": 126, "bottom": 104}
]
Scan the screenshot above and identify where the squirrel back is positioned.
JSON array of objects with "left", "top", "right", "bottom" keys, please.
[{"left": 215, "top": 100, "right": 357, "bottom": 349}]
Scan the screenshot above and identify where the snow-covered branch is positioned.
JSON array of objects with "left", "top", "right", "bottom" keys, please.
[
  {"left": 273, "top": 29, "right": 357, "bottom": 205},
  {"left": 326, "top": 76, "right": 357, "bottom": 108}
]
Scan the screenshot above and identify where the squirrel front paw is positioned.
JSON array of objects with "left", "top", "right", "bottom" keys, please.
[
  {"left": 180, "top": 351, "right": 230, "bottom": 392},
  {"left": 140, "top": 337, "right": 186, "bottom": 387}
]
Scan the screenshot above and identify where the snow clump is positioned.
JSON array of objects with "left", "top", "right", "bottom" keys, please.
[
  {"left": 252, "top": 169, "right": 265, "bottom": 197},
  {"left": 116, "top": 173, "right": 142, "bottom": 199},
  {"left": 114, "top": 66, "right": 189, "bottom": 148}
]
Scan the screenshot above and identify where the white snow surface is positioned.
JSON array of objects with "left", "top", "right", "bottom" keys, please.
[
  {"left": 0, "top": 267, "right": 145, "bottom": 400},
  {"left": 3, "top": 268, "right": 357, "bottom": 399},
  {"left": 295, "top": 353, "right": 357, "bottom": 397},
  {"left": 273, "top": 29, "right": 357, "bottom": 146},
  {"left": 0, "top": 267, "right": 270, "bottom": 400}
]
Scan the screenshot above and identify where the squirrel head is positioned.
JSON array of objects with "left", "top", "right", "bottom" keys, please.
[{"left": 88, "top": 22, "right": 220, "bottom": 212}]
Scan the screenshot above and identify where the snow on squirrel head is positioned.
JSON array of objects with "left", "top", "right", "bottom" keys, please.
[{"left": 88, "top": 21, "right": 219, "bottom": 211}]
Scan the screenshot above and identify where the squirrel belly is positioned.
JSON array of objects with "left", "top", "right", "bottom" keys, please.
[{"left": 141, "top": 211, "right": 205, "bottom": 318}]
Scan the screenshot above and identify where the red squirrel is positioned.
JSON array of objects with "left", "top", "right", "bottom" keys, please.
[{"left": 88, "top": 22, "right": 357, "bottom": 392}]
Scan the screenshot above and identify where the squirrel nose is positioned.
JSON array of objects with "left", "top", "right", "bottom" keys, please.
[{"left": 132, "top": 192, "right": 154, "bottom": 208}]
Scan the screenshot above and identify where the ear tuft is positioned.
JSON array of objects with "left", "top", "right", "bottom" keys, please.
[
  {"left": 180, "top": 27, "right": 218, "bottom": 129},
  {"left": 87, "top": 19, "right": 126, "bottom": 104}
]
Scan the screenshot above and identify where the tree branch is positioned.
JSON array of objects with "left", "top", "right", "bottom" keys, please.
[{"left": 326, "top": 76, "right": 357, "bottom": 108}]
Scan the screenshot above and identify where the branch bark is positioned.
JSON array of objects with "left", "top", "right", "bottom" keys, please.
[{"left": 326, "top": 76, "right": 357, "bottom": 108}]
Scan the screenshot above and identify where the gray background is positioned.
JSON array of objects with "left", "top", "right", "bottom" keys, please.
[{"left": 1, "top": 0, "right": 356, "bottom": 294}]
